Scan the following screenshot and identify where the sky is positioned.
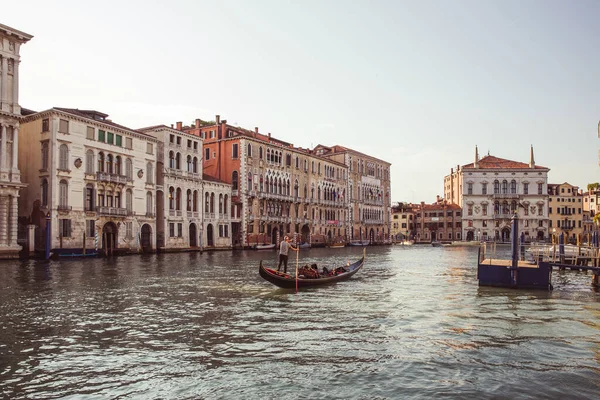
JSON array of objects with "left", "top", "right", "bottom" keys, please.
[{"left": 4, "top": 0, "right": 600, "bottom": 203}]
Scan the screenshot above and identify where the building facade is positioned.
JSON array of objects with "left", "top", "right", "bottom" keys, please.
[
  {"left": 314, "top": 144, "right": 392, "bottom": 243},
  {"left": 19, "top": 108, "right": 158, "bottom": 255},
  {"left": 0, "top": 24, "right": 32, "bottom": 258},
  {"left": 182, "top": 116, "right": 350, "bottom": 248},
  {"left": 547, "top": 183, "right": 583, "bottom": 244},
  {"left": 391, "top": 203, "right": 415, "bottom": 240},
  {"left": 414, "top": 199, "right": 462, "bottom": 242},
  {"left": 444, "top": 146, "right": 550, "bottom": 242}
]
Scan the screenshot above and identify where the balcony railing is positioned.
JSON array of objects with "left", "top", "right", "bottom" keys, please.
[
  {"left": 96, "top": 206, "right": 128, "bottom": 216},
  {"left": 57, "top": 205, "right": 72, "bottom": 211},
  {"left": 492, "top": 193, "right": 520, "bottom": 199},
  {"left": 96, "top": 172, "right": 128, "bottom": 184}
]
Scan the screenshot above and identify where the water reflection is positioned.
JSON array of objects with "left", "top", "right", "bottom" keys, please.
[{"left": 0, "top": 246, "right": 599, "bottom": 399}]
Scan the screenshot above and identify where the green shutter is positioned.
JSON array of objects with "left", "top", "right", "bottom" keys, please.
[
  {"left": 98, "top": 130, "right": 105, "bottom": 142},
  {"left": 116, "top": 135, "right": 122, "bottom": 147}
]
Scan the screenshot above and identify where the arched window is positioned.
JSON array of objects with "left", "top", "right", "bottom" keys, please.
[
  {"left": 169, "top": 187, "right": 175, "bottom": 210},
  {"left": 232, "top": 171, "right": 238, "bottom": 191},
  {"left": 126, "top": 158, "right": 133, "bottom": 180},
  {"left": 126, "top": 189, "right": 133, "bottom": 212},
  {"left": 41, "top": 142, "right": 49, "bottom": 170},
  {"left": 294, "top": 180, "right": 299, "bottom": 197},
  {"left": 146, "top": 191, "right": 153, "bottom": 215},
  {"left": 106, "top": 154, "right": 113, "bottom": 174},
  {"left": 210, "top": 193, "right": 215, "bottom": 213},
  {"left": 59, "top": 180, "right": 68, "bottom": 207},
  {"left": 115, "top": 156, "right": 122, "bottom": 175},
  {"left": 86, "top": 150, "right": 94, "bottom": 174},
  {"left": 59, "top": 144, "right": 69, "bottom": 170},
  {"left": 510, "top": 180, "right": 517, "bottom": 194},
  {"left": 169, "top": 151, "right": 175, "bottom": 169},
  {"left": 193, "top": 157, "right": 198, "bottom": 173},
  {"left": 205, "top": 192, "right": 210, "bottom": 213},
  {"left": 248, "top": 143, "right": 252, "bottom": 157},
  {"left": 502, "top": 180, "right": 508, "bottom": 194},
  {"left": 187, "top": 155, "right": 193, "bottom": 172},
  {"left": 219, "top": 194, "right": 224, "bottom": 214},
  {"left": 259, "top": 147, "right": 263, "bottom": 159},
  {"left": 97, "top": 152, "right": 104, "bottom": 173},
  {"left": 146, "top": 162, "right": 153, "bottom": 184},
  {"left": 493, "top": 180, "right": 500, "bottom": 194},
  {"left": 187, "top": 189, "right": 192, "bottom": 211},
  {"left": 176, "top": 153, "right": 181, "bottom": 170},
  {"left": 193, "top": 190, "right": 198, "bottom": 212},
  {"left": 224, "top": 195, "right": 228, "bottom": 216},
  {"left": 176, "top": 188, "right": 182, "bottom": 210}
]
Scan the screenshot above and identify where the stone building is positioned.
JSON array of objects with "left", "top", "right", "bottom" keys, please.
[
  {"left": 182, "top": 116, "right": 349, "bottom": 248},
  {"left": 313, "top": 144, "right": 392, "bottom": 243},
  {"left": 547, "top": 183, "right": 584, "bottom": 244},
  {"left": 444, "top": 146, "right": 549, "bottom": 242},
  {"left": 19, "top": 108, "right": 158, "bottom": 255},
  {"left": 391, "top": 203, "right": 415, "bottom": 241},
  {"left": 413, "top": 199, "right": 462, "bottom": 242},
  {"left": 140, "top": 123, "right": 232, "bottom": 251},
  {"left": 0, "top": 23, "right": 32, "bottom": 258}
]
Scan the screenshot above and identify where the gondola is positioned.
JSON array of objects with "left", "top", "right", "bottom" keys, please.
[{"left": 259, "top": 250, "right": 365, "bottom": 289}]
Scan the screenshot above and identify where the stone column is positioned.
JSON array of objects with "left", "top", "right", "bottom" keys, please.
[
  {"left": 0, "top": 123, "right": 6, "bottom": 171},
  {"left": 12, "top": 126, "right": 18, "bottom": 170},
  {"left": 0, "top": 56, "right": 7, "bottom": 107},
  {"left": 0, "top": 196, "right": 7, "bottom": 246},
  {"left": 12, "top": 59, "right": 18, "bottom": 109},
  {"left": 9, "top": 195, "right": 18, "bottom": 247}
]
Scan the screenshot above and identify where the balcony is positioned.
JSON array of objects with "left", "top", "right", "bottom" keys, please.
[
  {"left": 57, "top": 205, "right": 72, "bottom": 212},
  {"left": 492, "top": 193, "right": 520, "bottom": 199},
  {"left": 145, "top": 212, "right": 156, "bottom": 218},
  {"left": 96, "top": 206, "right": 128, "bottom": 216},
  {"left": 96, "top": 172, "right": 128, "bottom": 184}
]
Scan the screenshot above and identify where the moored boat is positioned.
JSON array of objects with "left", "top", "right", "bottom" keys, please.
[
  {"left": 349, "top": 240, "right": 369, "bottom": 246},
  {"left": 298, "top": 242, "right": 311, "bottom": 249},
  {"left": 259, "top": 250, "right": 365, "bottom": 289},
  {"left": 328, "top": 243, "right": 346, "bottom": 248},
  {"left": 431, "top": 241, "right": 442, "bottom": 247},
  {"left": 254, "top": 243, "right": 276, "bottom": 250}
]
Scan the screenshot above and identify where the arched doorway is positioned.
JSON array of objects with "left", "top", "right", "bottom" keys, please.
[
  {"left": 327, "top": 230, "right": 332, "bottom": 242},
  {"left": 103, "top": 221, "right": 118, "bottom": 256},
  {"left": 466, "top": 231, "right": 474, "bottom": 241},
  {"left": 501, "top": 227, "right": 511, "bottom": 242},
  {"left": 271, "top": 227, "right": 279, "bottom": 245},
  {"left": 189, "top": 223, "right": 197, "bottom": 247},
  {"left": 301, "top": 224, "right": 310, "bottom": 243},
  {"left": 141, "top": 224, "right": 152, "bottom": 253},
  {"left": 206, "top": 224, "right": 214, "bottom": 247},
  {"left": 369, "top": 228, "right": 375, "bottom": 243}
]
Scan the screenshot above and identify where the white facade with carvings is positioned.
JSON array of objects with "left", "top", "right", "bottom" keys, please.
[
  {"left": 139, "top": 125, "right": 207, "bottom": 250},
  {"left": 444, "top": 147, "right": 550, "bottom": 242},
  {"left": 19, "top": 108, "right": 159, "bottom": 254},
  {"left": 0, "top": 24, "right": 32, "bottom": 258}
]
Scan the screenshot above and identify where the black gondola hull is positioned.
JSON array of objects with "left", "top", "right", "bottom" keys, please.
[{"left": 259, "top": 255, "right": 364, "bottom": 289}]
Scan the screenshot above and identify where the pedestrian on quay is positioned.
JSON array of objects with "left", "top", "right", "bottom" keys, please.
[{"left": 277, "top": 236, "right": 298, "bottom": 273}]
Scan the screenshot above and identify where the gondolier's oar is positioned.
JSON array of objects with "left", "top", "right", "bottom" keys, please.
[{"left": 295, "top": 246, "right": 299, "bottom": 293}]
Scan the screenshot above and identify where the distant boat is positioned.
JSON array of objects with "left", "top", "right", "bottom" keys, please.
[
  {"left": 431, "top": 241, "right": 442, "bottom": 247},
  {"left": 328, "top": 243, "right": 346, "bottom": 249},
  {"left": 399, "top": 240, "right": 414, "bottom": 246},
  {"left": 349, "top": 240, "right": 369, "bottom": 247},
  {"left": 298, "top": 242, "right": 311, "bottom": 249},
  {"left": 254, "top": 243, "right": 276, "bottom": 250}
]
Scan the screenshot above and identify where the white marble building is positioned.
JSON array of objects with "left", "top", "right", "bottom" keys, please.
[
  {"left": 139, "top": 124, "right": 205, "bottom": 250},
  {"left": 202, "top": 174, "right": 233, "bottom": 249},
  {"left": 444, "top": 146, "right": 550, "bottom": 242},
  {"left": 19, "top": 108, "right": 159, "bottom": 255},
  {"left": 0, "top": 24, "right": 32, "bottom": 258}
]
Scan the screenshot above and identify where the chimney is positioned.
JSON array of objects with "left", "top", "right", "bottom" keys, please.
[
  {"left": 176, "top": 121, "right": 182, "bottom": 130},
  {"left": 268, "top": 132, "right": 271, "bottom": 142},
  {"left": 170, "top": 124, "right": 173, "bottom": 128},
  {"left": 474, "top": 145, "right": 479, "bottom": 168},
  {"left": 216, "top": 115, "right": 220, "bottom": 125},
  {"left": 529, "top": 145, "right": 535, "bottom": 168},
  {"left": 195, "top": 119, "right": 201, "bottom": 128}
]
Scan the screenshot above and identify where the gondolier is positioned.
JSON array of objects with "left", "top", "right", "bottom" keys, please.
[{"left": 277, "top": 236, "right": 298, "bottom": 273}]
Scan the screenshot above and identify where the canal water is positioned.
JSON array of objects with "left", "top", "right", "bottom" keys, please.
[{"left": 1, "top": 246, "right": 599, "bottom": 399}]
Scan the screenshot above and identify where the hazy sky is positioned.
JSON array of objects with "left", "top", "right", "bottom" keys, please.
[{"left": 5, "top": 0, "right": 600, "bottom": 202}]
